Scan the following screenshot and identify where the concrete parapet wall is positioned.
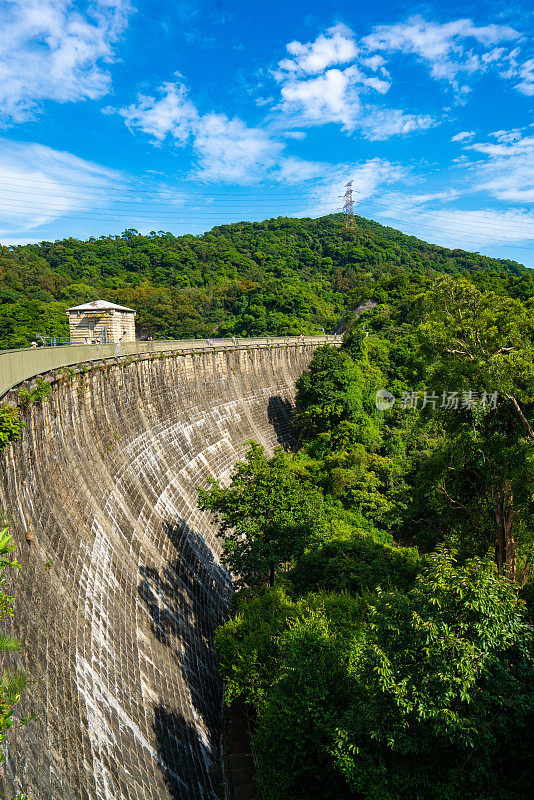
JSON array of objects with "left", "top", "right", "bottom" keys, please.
[
  {"left": 0, "top": 340, "right": 331, "bottom": 800},
  {"left": 0, "top": 336, "right": 339, "bottom": 399}
]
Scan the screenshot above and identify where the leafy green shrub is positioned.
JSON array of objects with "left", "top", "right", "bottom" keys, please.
[
  {"left": 294, "top": 346, "right": 362, "bottom": 440},
  {"left": 17, "top": 378, "right": 51, "bottom": 410},
  {"left": 0, "top": 406, "right": 24, "bottom": 450},
  {"left": 0, "top": 522, "right": 32, "bottom": 782},
  {"left": 290, "top": 531, "right": 421, "bottom": 595},
  {"left": 216, "top": 585, "right": 301, "bottom": 707},
  {"left": 254, "top": 598, "right": 364, "bottom": 800}
]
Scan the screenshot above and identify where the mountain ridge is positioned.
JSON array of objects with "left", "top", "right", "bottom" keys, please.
[{"left": 0, "top": 213, "right": 530, "bottom": 349}]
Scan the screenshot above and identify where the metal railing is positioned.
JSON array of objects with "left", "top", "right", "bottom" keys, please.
[{"left": 0, "top": 335, "right": 342, "bottom": 399}]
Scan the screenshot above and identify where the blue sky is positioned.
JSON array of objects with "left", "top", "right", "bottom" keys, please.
[{"left": 0, "top": 0, "right": 533, "bottom": 265}]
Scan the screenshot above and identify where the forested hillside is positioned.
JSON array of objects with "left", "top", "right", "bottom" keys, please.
[
  {"left": 201, "top": 275, "right": 534, "bottom": 800},
  {"left": 0, "top": 213, "right": 531, "bottom": 349}
]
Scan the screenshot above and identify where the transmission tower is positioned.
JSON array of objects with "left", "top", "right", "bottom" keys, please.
[{"left": 340, "top": 180, "right": 357, "bottom": 229}]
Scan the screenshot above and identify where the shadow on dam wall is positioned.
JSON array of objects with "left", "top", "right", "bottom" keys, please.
[{"left": 0, "top": 342, "right": 320, "bottom": 800}]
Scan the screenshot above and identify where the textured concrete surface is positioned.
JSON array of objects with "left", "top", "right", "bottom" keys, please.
[{"left": 0, "top": 342, "right": 321, "bottom": 800}]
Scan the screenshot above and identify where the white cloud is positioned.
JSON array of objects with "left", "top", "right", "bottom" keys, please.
[
  {"left": 516, "top": 58, "right": 534, "bottom": 95},
  {"left": 489, "top": 128, "right": 524, "bottom": 143},
  {"left": 451, "top": 130, "right": 475, "bottom": 141},
  {"left": 430, "top": 208, "right": 534, "bottom": 246},
  {"left": 283, "top": 131, "right": 306, "bottom": 140},
  {"left": 274, "top": 24, "right": 451, "bottom": 140},
  {"left": 115, "top": 82, "right": 199, "bottom": 144},
  {"left": 275, "top": 26, "right": 396, "bottom": 132},
  {"left": 354, "top": 190, "right": 534, "bottom": 252},
  {"left": 279, "top": 67, "right": 361, "bottom": 130},
  {"left": 275, "top": 157, "right": 327, "bottom": 184},
  {"left": 363, "top": 16, "right": 520, "bottom": 89},
  {"left": 383, "top": 203, "right": 534, "bottom": 247},
  {"left": 467, "top": 130, "right": 534, "bottom": 202},
  {"left": 192, "top": 114, "right": 283, "bottom": 184},
  {"left": 278, "top": 23, "right": 358, "bottom": 76},
  {"left": 0, "top": 0, "right": 132, "bottom": 124},
  {"left": 277, "top": 68, "right": 433, "bottom": 139},
  {"left": 363, "top": 75, "right": 391, "bottom": 94},
  {"left": 359, "top": 108, "right": 436, "bottom": 140},
  {"left": 115, "top": 81, "right": 284, "bottom": 184},
  {"left": 114, "top": 75, "right": 416, "bottom": 194},
  {"left": 360, "top": 54, "right": 387, "bottom": 71},
  {"left": 0, "top": 138, "right": 118, "bottom": 235}
]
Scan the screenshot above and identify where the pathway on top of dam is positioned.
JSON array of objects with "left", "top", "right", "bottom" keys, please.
[{"left": 0, "top": 335, "right": 340, "bottom": 398}]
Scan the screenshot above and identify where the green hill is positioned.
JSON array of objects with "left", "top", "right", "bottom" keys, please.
[{"left": 0, "top": 213, "right": 530, "bottom": 349}]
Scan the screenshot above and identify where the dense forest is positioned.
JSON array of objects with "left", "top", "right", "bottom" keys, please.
[
  {"left": 199, "top": 271, "right": 534, "bottom": 800},
  {"left": 0, "top": 213, "right": 532, "bottom": 348}
]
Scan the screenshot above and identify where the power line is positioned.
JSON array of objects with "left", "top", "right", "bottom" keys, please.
[
  {"left": 1, "top": 173, "right": 533, "bottom": 237},
  {"left": 0, "top": 173, "right": 331, "bottom": 198},
  {"left": 355, "top": 203, "right": 534, "bottom": 246},
  {"left": 0, "top": 183, "right": 532, "bottom": 252},
  {"left": 2, "top": 201, "right": 532, "bottom": 247}
]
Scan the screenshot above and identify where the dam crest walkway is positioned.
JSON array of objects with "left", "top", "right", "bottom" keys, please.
[{"left": 0, "top": 334, "right": 340, "bottom": 398}]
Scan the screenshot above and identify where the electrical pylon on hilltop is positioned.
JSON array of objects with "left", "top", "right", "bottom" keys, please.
[{"left": 341, "top": 180, "right": 357, "bottom": 229}]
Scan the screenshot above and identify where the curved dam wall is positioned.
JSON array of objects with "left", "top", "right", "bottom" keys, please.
[{"left": 0, "top": 340, "right": 324, "bottom": 800}]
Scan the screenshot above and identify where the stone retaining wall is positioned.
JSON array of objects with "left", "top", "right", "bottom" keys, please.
[{"left": 0, "top": 342, "right": 323, "bottom": 800}]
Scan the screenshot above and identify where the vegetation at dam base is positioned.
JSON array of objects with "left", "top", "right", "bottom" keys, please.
[
  {"left": 1, "top": 213, "right": 534, "bottom": 349},
  {"left": 0, "top": 523, "right": 32, "bottom": 800},
  {"left": 201, "top": 276, "right": 534, "bottom": 800}
]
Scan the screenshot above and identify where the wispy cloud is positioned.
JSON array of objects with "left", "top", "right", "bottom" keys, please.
[
  {"left": 362, "top": 16, "right": 520, "bottom": 91},
  {"left": 112, "top": 81, "right": 286, "bottom": 184},
  {"left": 299, "top": 158, "right": 406, "bottom": 217},
  {"left": 271, "top": 16, "right": 532, "bottom": 141},
  {"left": 0, "top": 139, "right": 118, "bottom": 235},
  {"left": 275, "top": 156, "right": 329, "bottom": 184},
  {"left": 375, "top": 200, "right": 534, "bottom": 248},
  {"left": 343, "top": 188, "right": 534, "bottom": 256},
  {"left": 278, "top": 67, "right": 362, "bottom": 130},
  {"left": 515, "top": 58, "right": 534, "bottom": 95},
  {"left": 274, "top": 25, "right": 390, "bottom": 133},
  {"left": 359, "top": 108, "right": 436, "bottom": 140},
  {"left": 451, "top": 130, "right": 476, "bottom": 142},
  {"left": 112, "top": 78, "right": 413, "bottom": 191},
  {"left": 0, "top": 0, "right": 132, "bottom": 125},
  {"left": 274, "top": 24, "right": 439, "bottom": 140},
  {"left": 466, "top": 129, "right": 534, "bottom": 202},
  {"left": 192, "top": 114, "right": 283, "bottom": 183}
]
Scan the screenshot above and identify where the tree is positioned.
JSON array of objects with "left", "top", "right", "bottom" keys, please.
[
  {"left": 216, "top": 587, "right": 365, "bottom": 800},
  {"left": 294, "top": 343, "right": 407, "bottom": 529},
  {"left": 417, "top": 278, "right": 534, "bottom": 578},
  {"left": 198, "top": 442, "right": 326, "bottom": 588},
  {"left": 333, "top": 547, "right": 534, "bottom": 800},
  {"left": 294, "top": 346, "right": 362, "bottom": 440}
]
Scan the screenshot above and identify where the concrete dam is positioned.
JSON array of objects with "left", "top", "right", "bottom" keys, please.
[{"left": 0, "top": 337, "right": 336, "bottom": 800}]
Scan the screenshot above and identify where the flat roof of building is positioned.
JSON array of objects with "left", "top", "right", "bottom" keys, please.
[{"left": 67, "top": 300, "right": 135, "bottom": 313}]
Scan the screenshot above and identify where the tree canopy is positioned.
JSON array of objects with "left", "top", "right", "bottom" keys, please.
[
  {"left": 0, "top": 213, "right": 529, "bottom": 348},
  {"left": 203, "top": 269, "right": 534, "bottom": 800}
]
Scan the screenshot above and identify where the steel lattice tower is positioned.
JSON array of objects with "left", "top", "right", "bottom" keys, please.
[{"left": 341, "top": 180, "right": 357, "bottom": 229}]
